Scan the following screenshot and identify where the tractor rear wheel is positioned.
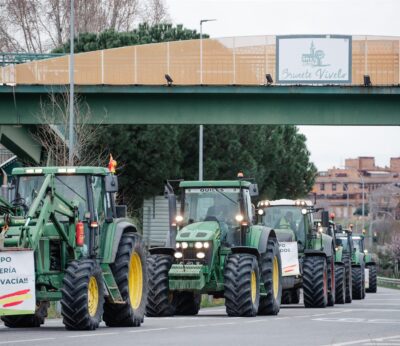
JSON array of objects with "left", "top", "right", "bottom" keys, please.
[
  {"left": 1, "top": 301, "right": 49, "bottom": 328},
  {"left": 343, "top": 254, "right": 352, "bottom": 303},
  {"left": 352, "top": 266, "right": 364, "bottom": 300},
  {"left": 281, "top": 290, "right": 292, "bottom": 304},
  {"left": 174, "top": 292, "right": 201, "bottom": 315},
  {"left": 146, "top": 254, "right": 175, "bottom": 317},
  {"left": 258, "top": 239, "right": 282, "bottom": 315},
  {"left": 303, "top": 256, "right": 328, "bottom": 308},
  {"left": 335, "top": 265, "right": 346, "bottom": 304},
  {"left": 61, "top": 260, "right": 104, "bottom": 330},
  {"left": 224, "top": 253, "right": 260, "bottom": 317},
  {"left": 103, "top": 233, "right": 147, "bottom": 327},
  {"left": 366, "top": 265, "right": 377, "bottom": 293},
  {"left": 327, "top": 257, "right": 335, "bottom": 307},
  {"left": 290, "top": 288, "right": 300, "bottom": 304}
]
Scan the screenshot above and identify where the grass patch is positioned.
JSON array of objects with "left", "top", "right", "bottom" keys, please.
[
  {"left": 47, "top": 302, "right": 61, "bottom": 319},
  {"left": 201, "top": 295, "right": 225, "bottom": 308}
]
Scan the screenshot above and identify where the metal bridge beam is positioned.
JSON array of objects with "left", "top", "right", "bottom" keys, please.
[{"left": 0, "top": 85, "right": 399, "bottom": 125}]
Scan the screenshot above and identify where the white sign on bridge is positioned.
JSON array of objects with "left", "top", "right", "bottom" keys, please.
[
  {"left": 0, "top": 251, "right": 36, "bottom": 316},
  {"left": 276, "top": 35, "right": 352, "bottom": 84}
]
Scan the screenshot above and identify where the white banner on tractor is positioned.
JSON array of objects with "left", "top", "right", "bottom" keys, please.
[
  {"left": 0, "top": 251, "right": 36, "bottom": 316},
  {"left": 279, "top": 242, "right": 300, "bottom": 276},
  {"left": 365, "top": 268, "right": 370, "bottom": 289}
]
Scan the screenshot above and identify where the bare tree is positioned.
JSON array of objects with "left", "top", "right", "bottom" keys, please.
[
  {"left": 0, "top": 0, "right": 154, "bottom": 53},
  {"left": 33, "top": 90, "right": 107, "bottom": 166}
]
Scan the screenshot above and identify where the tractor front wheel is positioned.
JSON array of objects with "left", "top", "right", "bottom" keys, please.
[
  {"left": 327, "top": 257, "right": 335, "bottom": 307},
  {"left": 258, "top": 239, "right": 282, "bottom": 315},
  {"left": 103, "top": 233, "right": 147, "bottom": 327},
  {"left": 146, "top": 254, "right": 175, "bottom": 317},
  {"left": 1, "top": 301, "right": 49, "bottom": 328},
  {"left": 174, "top": 292, "right": 201, "bottom": 315},
  {"left": 61, "top": 260, "right": 104, "bottom": 330},
  {"left": 224, "top": 253, "right": 260, "bottom": 317},
  {"left": 366, "top": 265, "right": 377, "bottom": 293},
  {"left": 335, "top": 265, "right": 346, "bottom": 304},
  {"left": 352, "top": 266, "right": 364, "bottom": 300},
  {"left": 303, "top": 256, "right": 328, "bottom": 308}
]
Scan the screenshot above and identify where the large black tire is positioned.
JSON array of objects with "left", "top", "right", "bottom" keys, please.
[
  {"left": 361, "top": 268, "right": 366, "bottom": 299},
  {"left": 1, "top": 301, "right": 49, "bottom": 328},
  {"left": 281, "top": 290, "right": 292, "bottom": 305},
  {"left": 103, "top": 233, "right": 147, "bottom": 327},
  {"left": 224, "top": 253, "right": 260, "bottom": 317},
  {"left": 61, "top": 260, "right": 104, "bottom": 330},
  {"left": 352, "top": 266, "right": 364, "bottom": 300},
  {"left": 258, "top": 239, "right": 282, "bottom": 315},
  {"left": 335, "top": 265, "right": 346, "bottom": 304},
  {"left": 303, "top": 256, "right": 328, "bottom": 308},
  {"left": 146, "top": 254, "right": 175, "bottom": 317},
  {"left": 174, "top": 292, "right": 201, "bottom": 315},
  {"left": 343, "top": 254, "right": 352, "bottom": 303},
  {"left": 327, "top": 257, "right": 335, "bottom": 307},
  {"left": 366, "top": 265, "right": 377, "bottom": 293}
]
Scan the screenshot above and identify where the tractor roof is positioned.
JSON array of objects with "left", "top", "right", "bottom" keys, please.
[
  {"left": 12, "top": 167, "right": 110, "bottom": 176},
  {"left": 180, "top": 180, "right": 252, "bottom": 188},
  {"left": 259, "top": 199, "right": 314, "bottom": 207}
]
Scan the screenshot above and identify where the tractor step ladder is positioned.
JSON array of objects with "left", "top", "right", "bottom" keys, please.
[{"left": 101, "top": 263, "right": 125, "bottom": 304}]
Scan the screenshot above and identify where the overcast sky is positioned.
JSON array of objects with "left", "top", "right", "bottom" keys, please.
[{"left": 167, "top": 0, "right": 400, "bottom": 171}]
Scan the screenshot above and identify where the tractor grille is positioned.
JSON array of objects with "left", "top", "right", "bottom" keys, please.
[{"left": 181, "top": 246, "right": 212, "bottom": 265}]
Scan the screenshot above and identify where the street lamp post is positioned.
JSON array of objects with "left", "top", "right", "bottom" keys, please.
[
  {"left": 68, "top": 0, "right": 75, "bottom": 165},
  {"left": 199, "top": 19, "right": 216, "bottom": 181}
]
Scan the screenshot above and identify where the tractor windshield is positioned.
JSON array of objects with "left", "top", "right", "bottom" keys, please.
[
  {"left": 336, "top": 236, "right": 349, "bottom": 252},
  {"left": 262, "top": 206, "right": 305, "bottom": 244},
  {"left": 353, "top": 237, "right": 364, "bottom": 252},
  {"left": 183, "top": 187, "right": 240, "bottom": 224},
  {"left": 16, "top": 175, "right": 88, "bottom": 219}
]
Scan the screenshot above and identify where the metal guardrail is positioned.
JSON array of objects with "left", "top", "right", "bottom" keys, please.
[{"left": 378, "top": 276, "right": 400, "bottom": 288}]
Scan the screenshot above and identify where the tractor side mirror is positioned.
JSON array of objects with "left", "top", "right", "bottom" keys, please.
[
  {"left": 105, "top": 175, "right": 119, "bottom": 193},
  {"left": 116, "top": 205, "right": 127, "bottom": 218},
  {"left": 249, "top": 183, "right": 259, "bottom": 197},
  {"left": 321, "top": 211, "right": 329, "bottom": 227}
]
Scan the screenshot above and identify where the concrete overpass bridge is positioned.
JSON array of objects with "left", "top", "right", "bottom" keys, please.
[{"left": 0, "top": 35, "right": 399, "bottom": 162}]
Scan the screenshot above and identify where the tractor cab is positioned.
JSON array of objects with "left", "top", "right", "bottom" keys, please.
[
  {"left": 258, "top": 199, "right": 314, "bottom": 251},
  {"left": 352, "top": 235, "right": 365, "bottom": 254},
  {"left": 177, "top": 180, "right": 257, "bottom": 248},
  {"left": 335, "top": 227, "right": 353, "bottom": 255}
]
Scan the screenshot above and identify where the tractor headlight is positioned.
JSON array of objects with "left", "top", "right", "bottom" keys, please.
[
  {"left": 181, "top": 242, "right": 188, "bottom": 249},
  {"left": 196, "top": 252, "right": 205, "bottom": 259},
  {"left": 175, "top": 215, "right": 183, "bottom": 223},
  {"left": 203, "top": 242, "right": 210, "bottom": 249},
  {"left": 176, "top": 242, "right": 181, "bottom": 249},
  {"left": 235, "top": 214, "right": 244, "bottom": 222},
  {"left": 195, "top": 242, "right": 203, "bottom": 249},
  {"left": 174, "top": 252, "right": 183, "bottom": 259}
]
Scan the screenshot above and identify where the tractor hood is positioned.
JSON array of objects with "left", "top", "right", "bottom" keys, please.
[{"left": 177, "top": 221, "right": 220, "bottom": 241}]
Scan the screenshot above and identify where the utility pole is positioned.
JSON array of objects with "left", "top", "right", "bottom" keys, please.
[
  {"left": 68, "top": 0, "right": 75, "bottom": 165},
  {"left": 199, "top": 19, "right": 216, "bottom": 181}
]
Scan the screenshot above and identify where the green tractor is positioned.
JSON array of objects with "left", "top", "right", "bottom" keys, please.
[
  {"left": 258, "top": 199, "right": 336, "bottom": 308},
  {"left": 0, "top": 166, "right": 147, "bottom": 330},
  {"left": 146, "top": 179, "right": 282, "bottom": 317},
  {"left": 350, "top": 234, "right": 366, "bottom": 300},
  {"left": 334, "top": 226, "right": 353, "bottom": 304}
]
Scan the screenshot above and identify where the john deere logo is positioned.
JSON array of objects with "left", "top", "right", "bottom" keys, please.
[{"left": 301, "top": 41, "right": 330, "bottom": 67}]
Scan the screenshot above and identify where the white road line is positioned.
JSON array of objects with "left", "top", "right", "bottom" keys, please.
[
  {"left": 67, "top": 332, "right": 119, "bottom": 338},
  {"left": 321, "top": 335, "right": 400, "bottom": 346},
  {"left": 0, "top": 338, "right": 55, "bottom": 345},
  {"left": 128, "top": 328, "right": 168, "bottom": 333}
]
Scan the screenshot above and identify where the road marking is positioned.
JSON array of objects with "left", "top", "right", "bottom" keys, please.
[
  {"left": 128, "top": 328, "right": 168, "bottom": 333},
  {"left": 67, "top": 332, "right": 119, "bottom": 338},
  {"left": 321, "top": 334, "right": 400, "bottom": 346},
  {"left": 314, "top": 317, "right": 400, "bottom": 324},
  {"left": 0, "top": 338, "right": 55, "bottom": 345}
]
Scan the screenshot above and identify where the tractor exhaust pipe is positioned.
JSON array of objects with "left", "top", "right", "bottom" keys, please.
[
  {"left": 1, "top": 168, "right": 8, "bottom": 201},
  {"left": 164, "top": 181, "right": 177, "bottom": 248}
]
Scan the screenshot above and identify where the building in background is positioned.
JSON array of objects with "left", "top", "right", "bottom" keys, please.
[{"left": 311, "top": 157, "right": 400, "bottom": 227}]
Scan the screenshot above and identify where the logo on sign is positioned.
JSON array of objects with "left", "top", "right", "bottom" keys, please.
[{"left": 301, "top": 41, "right": 329, "bottom": 67}]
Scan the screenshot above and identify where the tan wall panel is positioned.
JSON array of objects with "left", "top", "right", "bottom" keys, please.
[
  {"left": 136, "top": 43, "right": 167, "bottom": 85},
  {"left": 36, "top": 56, "right": 69, "bottom": 84},
  {"left": 169, "top": 40, "right": 200, "bottom": 85},
  {"left": 74, "top": 51, "right": 101, "bottom": 85},
  {"left": 103, "top": 46, "right": 135, "bottom": 84}
]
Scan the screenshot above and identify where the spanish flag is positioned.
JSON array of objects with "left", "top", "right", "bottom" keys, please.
[
  {"left": 108, "top": 154, "right": 117, "bottom": 174},
  {"left": 0, "top": 289, "right": 32, "bottom": 308}
]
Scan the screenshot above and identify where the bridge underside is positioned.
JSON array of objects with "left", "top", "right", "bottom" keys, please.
[
  {"left": 0, "top": 85, "right": 399, "bottom": 162},
  {"left": 0, "top": 85, "right": 399, "bottom": 125}
]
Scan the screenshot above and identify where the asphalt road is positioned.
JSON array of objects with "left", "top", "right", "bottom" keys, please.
[{"left": 1, "top": 287, "right": 400, "bottom": 346}]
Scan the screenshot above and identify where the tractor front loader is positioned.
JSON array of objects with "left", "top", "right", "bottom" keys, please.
[
  {"left": 0, "top": 166, "right": 147, "bottom": 330},
  {"left": 146, "top": 178, "right": 282, "bottom": 318}
]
